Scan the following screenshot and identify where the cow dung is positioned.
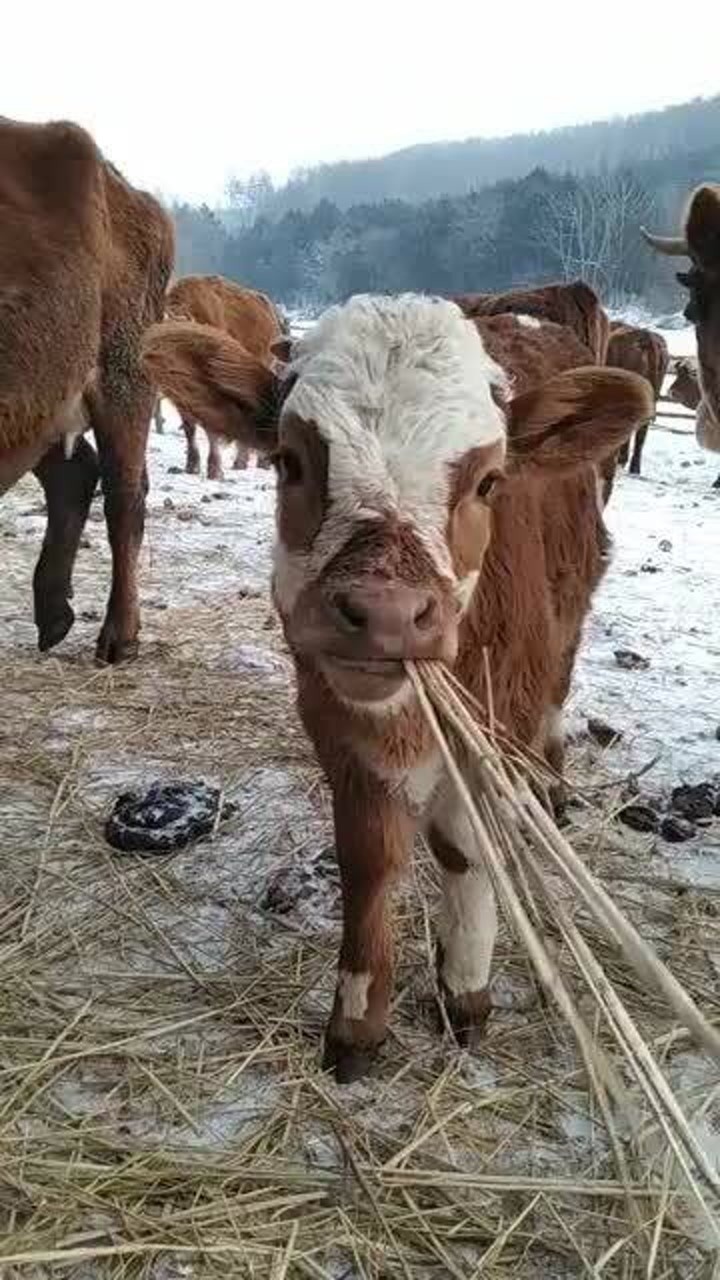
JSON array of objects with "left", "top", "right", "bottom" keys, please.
[{"left": 105, "top": 781, "right": 234, "bottom": 854}]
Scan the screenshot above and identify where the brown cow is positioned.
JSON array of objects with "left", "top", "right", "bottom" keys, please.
[
  {"left": 668, "top": 356, "right": 702, "bottom": 412},
  {"left": 606, "top": 321, "right": 669, "bottom": 476},
  {"left": 642, "top": 187, "right": 720, "bottom": 461},
  {"left": 164, "top": 275, "right": 285, "bottom": 480},
  {"left": 0, "top": 118, "right": 174, "bottom": 662},
  {"left": 454, "top": 281, "right": 610, "bottom": 364},
  {"left": 142, "top": 295, "right": 652, "bottom": 1080}
]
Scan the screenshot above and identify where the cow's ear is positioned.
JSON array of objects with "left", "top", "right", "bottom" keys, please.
[
  {"left": 686, "top": 185, "right": 720, "bottom": 272},
  {"left": 271, "top": 335, "right": 293, "bottom": 364},
  {"left": 506, "top": 367, "right": 653, "bottom": 476},
  {"left": 141, "top": 322, "right": 281, "bottom": 453}
]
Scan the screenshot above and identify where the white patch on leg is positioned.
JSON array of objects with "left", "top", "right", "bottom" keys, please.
[
  {"left": 338, "top": 970, "right": 372, "bottom": 1020},
  {"left": 428, "top": 789, "right": 497, "bottom": 995},
  {"left": 439, "top": 865, "right": 497, "bottom": 996},
  {"left": 545, "top": 704, "right": 563, "bottom": 756},
  {"left": 63, "top": 432, "right": 78, "bottom": 460}
]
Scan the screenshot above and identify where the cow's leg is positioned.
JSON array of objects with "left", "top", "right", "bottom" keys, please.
[
  {"left": 152, "top": 397, "right": 165, "bottom": 434},
  {"left": 32, "top": 438, "right": 99, "bottom": 652},
  {"left": 232, "top": 444, "right": 250, "bottom": 470},
  {"left": 617, "top": 437, "right": 630, "bottom": 470},
  {"left": 323, "top": 780, "right": 413, "bottom": 1082},
  {"left": 182, "top": 421, "right": 201, "bottom": 475},
  {"left": 256, "top": 450, "right": 273, "bottom": 471},
  {"left": 206, "top": 430, "right": 224, "bottom": 482},
  {"left": 428, "top": 797, "right": 496, "bottom": 1045},
  {"left": 628, "top": 422, "right": 649, "bottom": 476},
  {"left": 90, "top": 384, "right": 152, "bottom": 665}
]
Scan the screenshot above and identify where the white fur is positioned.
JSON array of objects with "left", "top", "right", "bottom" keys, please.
[
  {"left": 404, "top": 749, "right": 444, "bottom": 816},
  {"left": 63, "top": 432, "right": 78, "bottom": 460},
  {"left": 338, "top": 969, "right": 372, "bottom": 1020},
  {"left": 455, "top": 569, "right": 480, "bottom": 613},
  {"left": 516, "top": 314, "right": 542, "bottom": 329},
  {"left": 426, "top": 783, "right": 497, "bottom": 994},
  {"left": 544, "top": 704, "right": 563, "bottom": 753},
  {"left": 273, "top": 295, "right": 507, "bottom": 613},
  {"left": 438, "top": 864, "right": 497, "bottom": 996}
]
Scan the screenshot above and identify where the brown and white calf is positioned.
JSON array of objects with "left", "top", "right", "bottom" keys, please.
[
  {"left": 0, "top": 117, "right": 174, "bottom": 662},
  {"left": 143, "top": 295, "right": 652, "bottom": 1081},
  {"left": 606, "top": 322, "right": 669, "bottom": 476},
  {"left": 164, "top": 275, "right": 285, "bottom": 479}
]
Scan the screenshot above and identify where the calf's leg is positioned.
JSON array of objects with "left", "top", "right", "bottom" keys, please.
[
  {"left": 32, "top": 438, "right": 99, "bottom": 652},
  {"left": 324, "top": 777, "right": 414, "bottom": 1082},
  {"left": 206, "top": 430, "right": 224, "bottom": 482},
  {"left": 183, "top": 421, "right": 201, "bottom": 475},
  {"left": 232, "top": 444, "right": 249, "bottom": 470},
  {"left": 428, "top": 797, "right": 496, "bottom": 1045},
  {"left": 628, "top": 422, "right": 649, "bottom": 476}
]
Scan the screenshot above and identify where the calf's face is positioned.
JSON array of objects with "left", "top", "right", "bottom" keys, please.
[{"left": 270, "top": 299, "right": 508, "bottom": 706}]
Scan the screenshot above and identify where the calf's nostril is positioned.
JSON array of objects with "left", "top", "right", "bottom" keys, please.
[
  {"left": 333, "top": 592, "right": 367, "bottom": 631},
  {"left": 413, "top": 595, "right": 437, "bottom": 631}
]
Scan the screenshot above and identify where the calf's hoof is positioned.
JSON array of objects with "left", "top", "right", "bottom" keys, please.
[
  {"left": 322, "top": 1033, "right": 384, "bottom": 1084},
  {"left": 207, "top": 462, "right": 224, "bottom": 482},
  {"left": 95, "top": 626, "right": 140, "bottom": 666},
  {"left": 36, "top": 600, "right": 75, "bottom": 653},
  {"left": 440, "top": 985, "right": 492, "bottom": 1049},
  {"left": 185, "top": 456, "right": 201, "bottom": 477}
]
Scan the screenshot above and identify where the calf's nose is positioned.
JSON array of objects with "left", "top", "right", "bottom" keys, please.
[{"left": 330, "top": 582, "right": 446, "bottom": 659}]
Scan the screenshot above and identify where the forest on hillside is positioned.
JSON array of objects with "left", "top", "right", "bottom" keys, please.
[{"left": 167, "top": 96, "right": 720, "bottom": 314}]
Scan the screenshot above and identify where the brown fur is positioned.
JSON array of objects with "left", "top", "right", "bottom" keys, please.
[
  {"left": 668, "top": 357, "right": 702, "bottom": 411},
  {"left": 141, "top": 307, "right": 653, "bottom": 1078},
  {"left": 605, "top": 322, "right": 669, "bottom": 476},
  {"left": 454, "top": 281, "right": 611, "bottom": 364},
  {"left": 0, "top": 117, "right": 174, "bottom": 661},
  {"left": 165, "top": 275, "right": 283, "bottom": 479}
]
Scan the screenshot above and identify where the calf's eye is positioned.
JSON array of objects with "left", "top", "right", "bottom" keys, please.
[
  {"left": 476, "top": 470, "right": 501, "bottom": 500},
  {"left": 275, "top": 449, "right": 303, "bottom": 486}
]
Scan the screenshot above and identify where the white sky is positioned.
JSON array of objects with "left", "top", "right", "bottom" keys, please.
[{"left": 5, "top": 0, "right": 720, "bottom": 203}]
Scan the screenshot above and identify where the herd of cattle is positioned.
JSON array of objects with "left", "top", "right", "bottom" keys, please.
[{"left": 3, "top": 116, "right": 720, "bottom": 1079}]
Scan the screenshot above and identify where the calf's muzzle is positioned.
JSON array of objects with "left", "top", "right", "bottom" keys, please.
[{"left": 326, "top": 580, "right": 452, "bottom": 661}]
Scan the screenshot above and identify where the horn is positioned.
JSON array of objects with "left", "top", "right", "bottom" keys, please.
[{"left": 640, "top": 227, "right": 689, "bottom": 257}]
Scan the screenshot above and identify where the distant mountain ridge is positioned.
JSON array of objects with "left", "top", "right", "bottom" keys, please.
[{"left": 253, "top": 95, "right": 720, "bottom": 218}]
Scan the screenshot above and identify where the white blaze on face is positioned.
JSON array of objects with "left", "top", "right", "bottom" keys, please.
[
  {"left": 272, "top": 295, "right": 507, "bottom": 612},
  {"left": 516, "top": 313, "right": 542, "bottom": 329}
]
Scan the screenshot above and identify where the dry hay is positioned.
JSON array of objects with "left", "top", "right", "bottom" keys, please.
[{"left": 1, "top": 590, "right": 720, "bottom": 1278}]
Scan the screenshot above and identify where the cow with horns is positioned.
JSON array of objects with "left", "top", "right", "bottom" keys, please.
[
  {"left": 143, "top": 294, "right": 652, "bottom": 1080},
  {"left": 642, "top": 186, "right": 720, "bottom": 464}
]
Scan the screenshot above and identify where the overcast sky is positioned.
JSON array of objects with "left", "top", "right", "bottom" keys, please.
[{"left": 6, "top": 0, "right": 719, "bottom": 203}]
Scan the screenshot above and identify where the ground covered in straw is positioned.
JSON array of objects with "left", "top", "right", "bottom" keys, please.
[{"left": 1, "top": 367, "right": 719, "bottom": 1277}]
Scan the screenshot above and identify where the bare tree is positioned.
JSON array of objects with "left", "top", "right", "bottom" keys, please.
[{"left": 535, "top": 173, "right": 655, "bottom": 303}]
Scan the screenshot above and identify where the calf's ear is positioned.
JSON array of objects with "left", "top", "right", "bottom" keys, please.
[
  {"left": 506, "top": 367, "right": 653, "bottom": 476},
  {"left": 141, "top": 321, "right": 281, "bottom": 453}
]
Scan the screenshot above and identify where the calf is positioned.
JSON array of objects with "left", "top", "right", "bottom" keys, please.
[
  {"left": 143, "top": 295, "right": 652, "bottom": 1080},
  {"left": 668, "top": 357, "right": 702, "bottom": 412},
  {"left": 606, "top": 322, "right": 669, "bottom": 476},
  {"left": 0, "top": 118, "right": 174, "bottom": 662},
  {"left": 164, "top": 275, "right": 284, "bottom": 479},
  {"left": 454, "top": 281, "right": 610, "bottom": 364}
]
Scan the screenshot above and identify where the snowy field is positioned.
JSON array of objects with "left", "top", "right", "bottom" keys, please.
[{"left": 0, "top": 322, "right": 718, "bottom": 1277}]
